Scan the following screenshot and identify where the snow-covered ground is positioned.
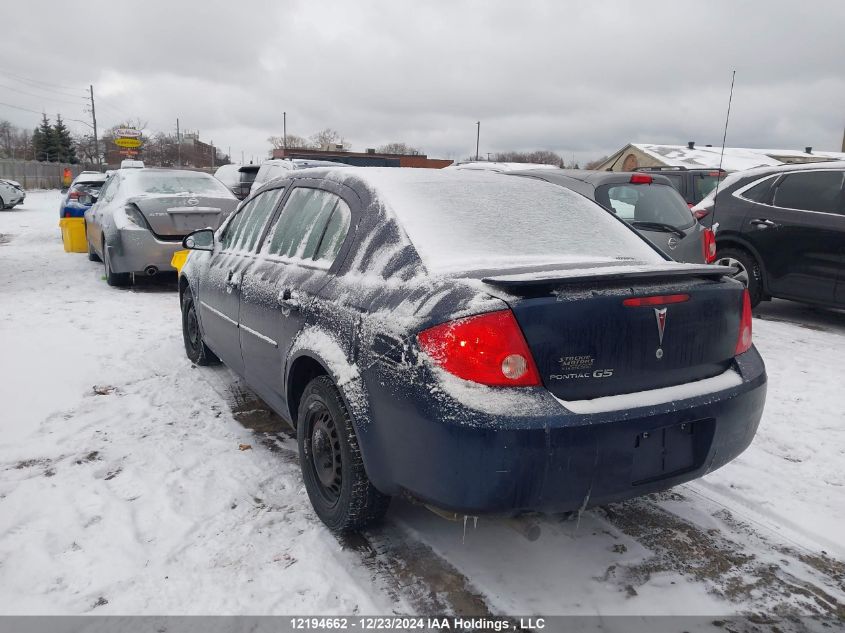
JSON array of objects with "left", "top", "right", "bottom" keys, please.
[{"left": 1, "top": 191, "right": 843, "bottom": 620}]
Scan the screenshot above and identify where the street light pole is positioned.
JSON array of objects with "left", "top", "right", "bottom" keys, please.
[
  {"left": 283, "top": 111, "right": 287, "bottom": 154},
  {"left": 475, "top": 121, "right": 480, "bottom": 161}
]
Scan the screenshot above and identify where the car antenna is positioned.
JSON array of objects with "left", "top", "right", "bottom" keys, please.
[{"left": 710, "top": 70, "right": 736, "bottom": 233}]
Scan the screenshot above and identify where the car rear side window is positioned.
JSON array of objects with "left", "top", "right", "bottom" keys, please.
[
  {"left": 596, "top": 183, "right": 694, "bottom": 229},
  {"left": 264, "top": 188, "right": 345, "bottom": 262},
  {"left": 740, "top": 177, "right": 776, "bottom": 203},
  {"left": 773, "top": 171, "right": 844, "bottom": 213},
  {"left": 314, "top": 199, "right": 352, "bottom": 263}
]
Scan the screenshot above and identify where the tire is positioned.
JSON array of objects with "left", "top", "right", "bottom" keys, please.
[
  {"left": 103, "top": 239, "right": 131, "bottom": 287},
  {"left": 715, "top": 247, "right": 763, "bottom": 307},
  {"left": 180, "top": 289, "right": 220, "bottom": 366},
  {"left": 0, "top": 196, "right": 6, "bottom": 210},
  {"left": 86, "top": 225, "right": 101, "bottom": 262},
  {"left": 298, "top": 375, "right": 390, "bottom": 532}
]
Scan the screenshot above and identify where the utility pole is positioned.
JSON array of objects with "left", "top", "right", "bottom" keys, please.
[
  {"left": 475, "top": 121, "right": 480, "bottom": 161},
  {"left": 283, "top": 111, "right": 287, "bottom": 154},
  {"left": 176, "top": 118, "right": 181, "bottom": 167},
  {"left": 89, "top": 85, "right": 99, "bottom": 167}
]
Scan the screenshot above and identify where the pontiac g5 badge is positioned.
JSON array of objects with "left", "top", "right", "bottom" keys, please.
[{"left": 654, "top": 307, "right": 667, "bottom": 359}]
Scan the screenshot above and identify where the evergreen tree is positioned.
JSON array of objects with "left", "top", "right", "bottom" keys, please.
[
  {"left": 53, "top": 115, "right": 77, "bottom": 164},
  {"left": 33, "top": 114, "right": 56, "bottom": 162}
]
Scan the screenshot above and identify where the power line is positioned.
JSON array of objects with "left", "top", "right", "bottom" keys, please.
[
  {"left": 0, "top": 101, "right": 43, "bottom": 115},
  {"left": 0, "top": 83, "right": 88, "bottom": 107},
  {"left": 0, "top": 68, "right": 83, "bottom": 94}
]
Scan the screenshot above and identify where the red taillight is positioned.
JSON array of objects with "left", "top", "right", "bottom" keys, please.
[
  {"left": 417, "top": 310, "right": 541, "bottom": 387},
  {"left": 623, "top": 294, "right": 689, "bottom": 307},
  {"left": 630, "top": 173, "right": 653, "bottom": 184},
  {"left": 68, "top": 190, "right": 80, "bottom": 200},
  {"left": 735, "top": 289, "right": 753, "bottom": 355},
  {"left": 693, "top": 209, "right": 710, "bottom": 221},
  {"left": 702, "top": 228, "right": 717, "bottom": 263}
]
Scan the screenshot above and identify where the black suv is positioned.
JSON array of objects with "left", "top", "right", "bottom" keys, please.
[
  {"left": 635, "top": 166, "right": 727, "bottom": 210},
  {"left": 692, "top": 161, "right": 845, "bottom": 308}
]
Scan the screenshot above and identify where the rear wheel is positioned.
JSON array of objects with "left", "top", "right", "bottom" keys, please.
[
  {"left": 298, "top": 375, "right": 390, "bottom": 532},
  {"left": 715, "top": 247, "right": 763, "bottom": 307},
  {"left": 181, "top": 289, "right": 220, "bottom": 365},
  {"left": 103, "top": 239, "right": 131, "bottom": 287}
]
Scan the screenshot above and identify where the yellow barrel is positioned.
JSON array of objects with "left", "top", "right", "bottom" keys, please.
[
  {"left": 171, "top": 249, "right": 189, "bottom": 275},
  {"left": 59, "top": 217, "right": 88, "bottom": 253}
]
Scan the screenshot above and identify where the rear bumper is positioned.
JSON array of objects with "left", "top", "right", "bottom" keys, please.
[
  {"left": 108, "top": 227, "right": 183, "bottom": 274},
  {"left": 5, "top": 191, "right": 24, "bottom": 206},
  {"left": 360, "top": 348, "right": 766, "bottom": 515}
]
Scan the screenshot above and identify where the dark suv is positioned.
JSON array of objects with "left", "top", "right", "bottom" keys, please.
[
  {"left": 692, "top": 161, "right": 845, "bottom": 308},
  {"left": 634, "top": 166, "right": 727, "bottom": 210}
]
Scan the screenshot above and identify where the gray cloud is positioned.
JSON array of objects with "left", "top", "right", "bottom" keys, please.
[{"left": 2, "top": 0, "right": 843, "bottom": 164}]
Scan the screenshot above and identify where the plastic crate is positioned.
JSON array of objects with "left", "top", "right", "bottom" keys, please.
[{"left": 59, "top": 217, "right": 88, "bottom": 253}]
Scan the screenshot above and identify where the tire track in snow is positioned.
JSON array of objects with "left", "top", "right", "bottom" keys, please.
[
  {"left": 213, "top": 376, "right": 499, "bottom": 617},
  {"left": 599, "top": 492, "right": 845, "bottom": 620}
]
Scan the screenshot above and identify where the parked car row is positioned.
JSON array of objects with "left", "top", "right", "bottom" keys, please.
[{"left": 170, "top": 166, "right": 767, "bottom": 532}]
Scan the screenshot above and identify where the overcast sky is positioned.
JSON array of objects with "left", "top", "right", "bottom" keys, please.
[{"left": 2, "top": 0, "right": 844, "bottom": 165}]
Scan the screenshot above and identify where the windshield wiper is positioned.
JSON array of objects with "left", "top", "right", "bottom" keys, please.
[{"left": 630, "top": 221, "right": 686, "bottom": 239}]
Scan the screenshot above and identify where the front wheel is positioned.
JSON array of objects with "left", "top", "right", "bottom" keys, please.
[
  {"left": 181, "top": 289, "right": 220, "bottom": 366},
  {"left": 715, "top": 247, "right": 763, "bottom": 307},
  {"left": 298, "top": 376, "right": 390, "bottom": 532}
]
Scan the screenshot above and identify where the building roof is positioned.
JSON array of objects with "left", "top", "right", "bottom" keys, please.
[{"left": 607, "top": 143, "right": 845, "bottom": 172}]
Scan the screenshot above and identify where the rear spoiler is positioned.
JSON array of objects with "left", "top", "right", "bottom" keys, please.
[{"left": 481, "top": 264, "right": 734, "bottom": 288}]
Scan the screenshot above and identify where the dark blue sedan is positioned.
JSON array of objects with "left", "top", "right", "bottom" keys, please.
[{"left": 178, "top": 168, "right": 766, "bottom": 532}]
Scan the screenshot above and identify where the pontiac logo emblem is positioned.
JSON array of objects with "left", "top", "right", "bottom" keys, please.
[
  {"left": 654, "top": 307, "right": 667, "bottom": 359},
  {"left": 186, "top": 197, "right": 199, "bottom": 206}
]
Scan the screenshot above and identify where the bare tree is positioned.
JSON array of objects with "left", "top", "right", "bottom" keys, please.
[
  {"left": 584, "top": 155, "right": 609, "bottom": 170},
  {"left": 267, "top": 134, "right": 311, "bottom": 150},
  {"left": 490, "top": 150, "right": 564, "bottom": 167},
  {"left": 310, "top": 128, "right": 345, "bottom": 149},
  {"left": 376, "top": 142, "right": 421, "bottom": 155}
]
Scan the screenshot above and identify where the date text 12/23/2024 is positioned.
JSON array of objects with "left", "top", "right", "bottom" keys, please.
[{"left": 290, "top": 617, "right": 546, "bottom": 630}]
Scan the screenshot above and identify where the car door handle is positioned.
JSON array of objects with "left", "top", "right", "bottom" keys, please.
[
  {"left": 750, "top": 218, "right": 778, "bottom": 229},
  {"left": 278, "top": 288, "right": 301, "bottom": 312},
  {"left": 225, "top": 270, "right": 242, "bottom": 290}
]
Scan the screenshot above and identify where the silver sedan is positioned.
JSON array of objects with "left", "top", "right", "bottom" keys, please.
[{"left": 85, "top": 168, "right": 238, "bottom": 286}]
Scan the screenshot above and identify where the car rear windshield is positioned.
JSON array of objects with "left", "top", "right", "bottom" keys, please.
[
  {"left": 361, "top": 170, "right": 663, "bottom": 275},
  {"left": 126, "top": 172, "right": 232, "bottom": 196},
  {"left": 693, "top": 173, "right": 724, "bottom": 202},
  {"left": 595, "top": 183, "right": 695, "bottom": 230}
]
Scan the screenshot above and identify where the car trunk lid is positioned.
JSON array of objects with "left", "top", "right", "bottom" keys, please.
[
  {"left": 128, "top": 194, "right": 237, "bottom": 238},
  {"left": 482, "top": 263, "right": 742, "bottom": 401}
]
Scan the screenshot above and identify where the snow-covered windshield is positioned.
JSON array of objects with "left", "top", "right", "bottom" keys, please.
[
  {"left": 356, "top": 169, "right": 663, "bottom": 275},
  {"left": 125, "top": 171, "right": 233, "bottom": 196}
]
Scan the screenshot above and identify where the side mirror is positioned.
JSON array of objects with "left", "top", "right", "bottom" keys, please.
[{"left": 183, "top": 228, "right": 215, "bottom": 251}]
